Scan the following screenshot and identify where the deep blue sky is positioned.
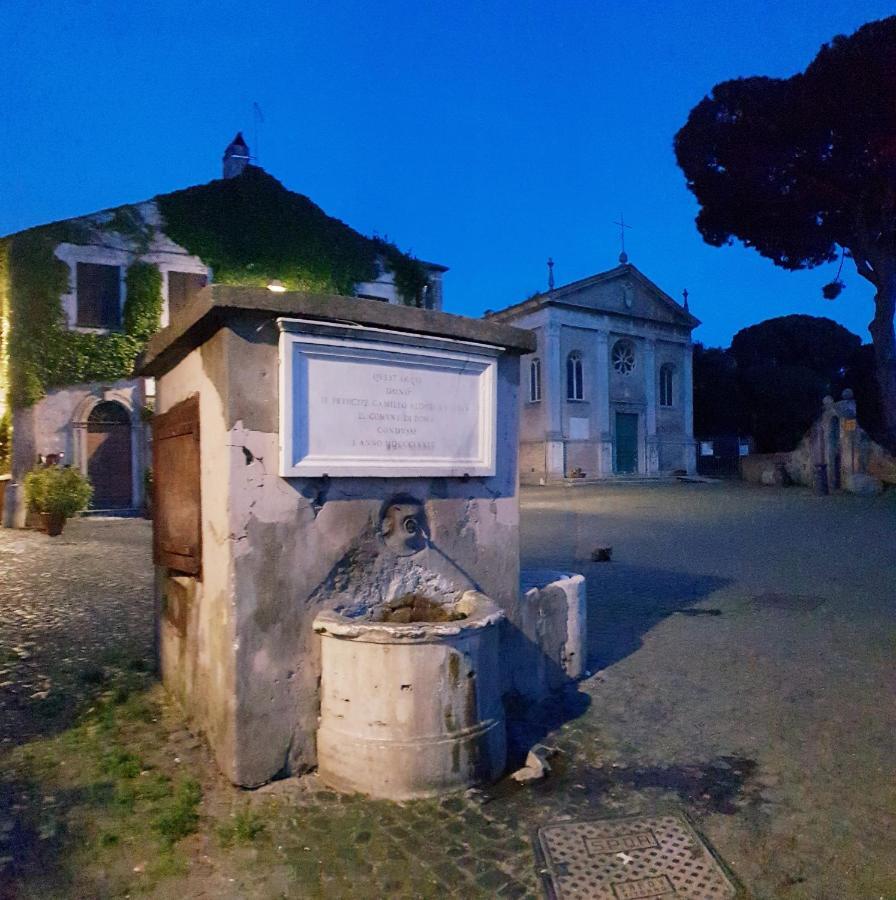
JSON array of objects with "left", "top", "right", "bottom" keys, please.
[{"left": 2, "top": 1, "right": 892, "bottom": 346}]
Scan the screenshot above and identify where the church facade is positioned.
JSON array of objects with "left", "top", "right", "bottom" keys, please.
[{"left": 487, "top": 259, "right": 699, "bottom": 482}]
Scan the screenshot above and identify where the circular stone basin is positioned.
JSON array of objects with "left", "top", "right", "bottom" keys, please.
[
  {"left": 373, "top": 592, "right": 468, "bottom": 624},
  {"left": 313, "top": 591, "right": 507, "bottom": 800}
]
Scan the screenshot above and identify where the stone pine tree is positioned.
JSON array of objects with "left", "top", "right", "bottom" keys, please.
[{"left": 674, "top": 16, "right": 896, "bottom": 448}]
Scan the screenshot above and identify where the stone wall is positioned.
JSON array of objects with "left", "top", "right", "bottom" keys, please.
[
  {"left": 740, "top": 391, "right": 895, "bottom": 492},
  {"left": 739, "top": 452, "right": 791, "bottom": 486}
]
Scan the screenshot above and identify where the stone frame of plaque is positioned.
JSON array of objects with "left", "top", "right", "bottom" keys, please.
[{"left": 277, "top": 318, "right": 499, "bottom": 478}]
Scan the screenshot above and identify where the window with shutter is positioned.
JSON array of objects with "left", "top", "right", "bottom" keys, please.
[
  {"left": 152, "top": 394, "right": 202, "bottom": 577},
  {"left": 76, "top": 262, "right": 121, "bottom": 328}
]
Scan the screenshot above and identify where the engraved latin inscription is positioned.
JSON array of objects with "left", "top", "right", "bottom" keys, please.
[
  {"left": 308, "top": 364, "right": 478, "bottom": 458},
  {"left": 279, "top": 329, "right": 497, "bottom": 477}
]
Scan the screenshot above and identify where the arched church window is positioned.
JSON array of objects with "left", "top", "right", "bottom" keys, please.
[
  {"left": 529, "top": 357, "right": 542, "bottom": 402},
  {"left": 566, "top": 352, "right": 584, "bottom": 400},
  {"left": 660, "top": 364, "right": 675, "bottom": 407},
  {"left": 612, "top": 340, "right": 635, "bottom": 375}
]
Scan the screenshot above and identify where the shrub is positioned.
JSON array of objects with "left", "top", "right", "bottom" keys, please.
[{"left": 24, "top": 466, "right": 93, "bottom": 517}]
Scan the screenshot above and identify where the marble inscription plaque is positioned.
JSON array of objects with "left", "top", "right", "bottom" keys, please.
[{"left": 279, "top": 328, "right": 497, "bottom": 477}]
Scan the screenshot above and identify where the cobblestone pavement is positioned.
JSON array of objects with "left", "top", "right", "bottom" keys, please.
[
  {"left": 0, "top": 517, "right": 154, "bottom": 746},
  {"left": 1, "top": 483, "right": 895, "bottom": 898}
]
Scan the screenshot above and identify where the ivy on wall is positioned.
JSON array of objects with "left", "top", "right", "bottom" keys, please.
[
  {"left": 2, "top": 165, "right": 430, "bottom": 413},
  {"left": 123, "top": 261, "right": 163, "bottom": 341},
  {"left": 1, "top": 229, "right": 162, "bottom": 408},
  {"left": 156, "top": 165, "right": 430, "bottom": 305},
  {"left": 0, "top": 412, "right": 9, "bottom": 475}
]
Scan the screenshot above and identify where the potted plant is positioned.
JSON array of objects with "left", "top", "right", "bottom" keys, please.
[{"left": 24, "top": 466, "right": 93, "bottom": 536}]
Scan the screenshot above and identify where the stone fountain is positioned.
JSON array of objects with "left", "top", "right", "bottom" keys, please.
[{"left": 137, "top": 285, "right": 585, "bottom": 798}]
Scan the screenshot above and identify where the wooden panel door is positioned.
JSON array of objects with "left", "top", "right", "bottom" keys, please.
[
  {"left": 87, "top": 401, "right": 133, "bottom": 509},
  {"left": 615, "top": 412, "right": 639, "bottom": 474},
  {"left": 152, "top": 395, "right": 201, "bottom": 577}
]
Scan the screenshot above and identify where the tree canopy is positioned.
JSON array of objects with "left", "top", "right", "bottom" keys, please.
[
  {"left": 675, "top": 16, "right": 896, "bottom": 447},
  {"left": 694, "top": 315, "right": 883, "bottom": 453},
  {"left": 730, "top": 315, "right": 860, "bottom": 381}
]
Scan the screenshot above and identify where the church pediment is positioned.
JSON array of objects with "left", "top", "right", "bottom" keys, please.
[{"left": 551, "top": 265, "right": 698, "bottom": 328}]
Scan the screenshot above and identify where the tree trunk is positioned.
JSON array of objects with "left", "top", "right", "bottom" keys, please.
[{"left": 869, "top": 270, "right": 896, "bottom": 450}]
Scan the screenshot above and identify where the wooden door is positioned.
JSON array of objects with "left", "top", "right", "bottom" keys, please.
[
  {"left": 152, "top": 395, "right": 201, "bottom": 576},
  {"left": 615, "top": 412, "right": 638, "bottom": 474},
  {"left": 87, "top": 401, "right": 133, "bottom": 509}
]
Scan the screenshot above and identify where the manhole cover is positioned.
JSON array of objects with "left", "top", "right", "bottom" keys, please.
[{"left": 535, "top": 813, "right": 737, "bottom": 899}]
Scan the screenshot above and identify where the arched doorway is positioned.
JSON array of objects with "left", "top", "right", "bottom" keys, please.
[{"left": 86, "top": 401, "right": 133, "bottom": 509}]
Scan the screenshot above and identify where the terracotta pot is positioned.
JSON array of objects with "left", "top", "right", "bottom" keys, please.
[{"left": 40, "top": 511, "right": 66, "bottom": 536}]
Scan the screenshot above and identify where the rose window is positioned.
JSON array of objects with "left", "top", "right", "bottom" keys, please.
[{"left": 612, "top": 340, "right": 635, "bottom": 375}]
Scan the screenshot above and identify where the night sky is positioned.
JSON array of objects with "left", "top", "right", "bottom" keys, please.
[{"left": 2, "top": 1, "right": 892, "bottom": 346}]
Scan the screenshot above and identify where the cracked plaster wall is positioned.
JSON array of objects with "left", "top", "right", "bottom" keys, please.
[{"left": 155, "top": 332, "right": 238, "bottom": 782}]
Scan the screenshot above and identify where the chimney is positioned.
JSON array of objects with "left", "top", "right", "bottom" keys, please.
[{"left": 223, "top": 132, "right": 250, "bottom": 178}]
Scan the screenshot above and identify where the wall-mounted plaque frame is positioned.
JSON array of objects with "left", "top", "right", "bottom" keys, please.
[{"left": 278, "top": 320, "right": 498, "bottom": 478}]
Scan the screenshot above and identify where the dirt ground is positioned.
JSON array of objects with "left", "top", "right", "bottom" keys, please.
[{"left": 1, "top": 481, "right": 894, "bottom": 898}]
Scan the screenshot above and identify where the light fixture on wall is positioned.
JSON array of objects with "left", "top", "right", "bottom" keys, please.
[{"left": 267, "top": 279, "right": 287, "bottom": 293}]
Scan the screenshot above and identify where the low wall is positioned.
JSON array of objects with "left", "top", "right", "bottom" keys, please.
[
  {"left": 740, "top": 402, "right": 896, "bottom": 491},
  {"left": 867, "top": 439, "right": 896, "bottom": 485},
  {"left": 739, "top": 453, "right": 790, "bottom": 486}
]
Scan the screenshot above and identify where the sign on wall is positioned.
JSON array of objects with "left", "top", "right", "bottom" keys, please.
[
  {"left": 569, "top": 417, "right": 590, "bottom": 440},
  {"left": 278, "top": 323, "right": 498, "bottom": 477}
]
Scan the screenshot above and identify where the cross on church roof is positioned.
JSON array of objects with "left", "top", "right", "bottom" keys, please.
[{"left": 613, "top": 214, "right": 632, "bottom": 264}]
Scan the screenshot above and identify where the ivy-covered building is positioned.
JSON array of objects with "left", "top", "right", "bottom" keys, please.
[{"left": 0, "top": 135, "right": 446, "bottom": 518}]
